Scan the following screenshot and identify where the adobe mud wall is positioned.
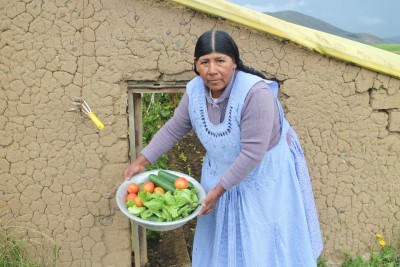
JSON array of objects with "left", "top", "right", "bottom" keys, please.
[{"left": 0, "top": 0, "right": 399, "bottom": 266}]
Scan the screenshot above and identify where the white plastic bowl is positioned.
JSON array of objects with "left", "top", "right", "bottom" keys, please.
[{"left": 116, "top": 169, "right": 206, "bottom": 231}]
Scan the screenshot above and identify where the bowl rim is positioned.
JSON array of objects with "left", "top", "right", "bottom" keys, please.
[{"left": 116, "top": 169, "right": 205, "bottom": 230}]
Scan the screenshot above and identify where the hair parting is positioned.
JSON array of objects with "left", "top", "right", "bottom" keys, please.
[{"left": 193, "top": 30, "right": 267, "bottom": 79}]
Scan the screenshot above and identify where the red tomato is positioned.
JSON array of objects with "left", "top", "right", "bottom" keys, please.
[
  {"left": 134, "top": 196, "right": 143, "bottom": 207},
  {"left": 126, "top": 193, "right": 137, "bottom": 201},
  {"left": 174, "top": 177, "right": 189, "bottom": 189},
  {"left": 141, "top": 181, "right": 155, "bottom": 193},
  {"left": 127, "top": 183, "right": 139, "bottom": 194},
  {"left": 153, "top": 187, "right": 165, "bottom": 194}
]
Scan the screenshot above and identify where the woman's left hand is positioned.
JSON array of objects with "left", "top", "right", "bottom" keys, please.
[{"left": 199, "top": 183, "right": 226, "bottom": 215}]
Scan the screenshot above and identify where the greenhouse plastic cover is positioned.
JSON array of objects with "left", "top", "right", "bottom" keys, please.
[{"left": 171, "top": 0, "right": 400, "bottom": 79}]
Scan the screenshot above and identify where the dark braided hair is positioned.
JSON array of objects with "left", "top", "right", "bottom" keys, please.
[{"left": 193, "top": 30, "right": 267, "bottom": 79}]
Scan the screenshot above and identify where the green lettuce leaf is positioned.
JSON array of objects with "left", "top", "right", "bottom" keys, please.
[
  {"left": 125, "top": 187, "right": 200, "bottom": 222},
  {"left": 127, "top": 205, "right": 146, "bottom": 216}
]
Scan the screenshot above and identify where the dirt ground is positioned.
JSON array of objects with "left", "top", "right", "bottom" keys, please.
[{"left": 145, "top": 131, "right": 205, "bottom": 267}]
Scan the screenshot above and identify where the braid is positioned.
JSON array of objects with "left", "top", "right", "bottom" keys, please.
[{"left": 237, "top": 59, "right": 267, "bottom": 79}]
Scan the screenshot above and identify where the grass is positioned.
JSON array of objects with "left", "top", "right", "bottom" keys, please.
[
  {"left": 0, "top": 224, "right": 58, "bottom": 267},
  {"left": 0, "top": 230, "right": 40, "bottom": 266},
  {"left": 372, "top": 44, "right": 400, "bottom": 55}
]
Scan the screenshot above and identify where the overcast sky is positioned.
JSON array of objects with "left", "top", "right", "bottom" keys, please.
[{"left": 227, "top": 0, "right": 399, "bottom": 38}]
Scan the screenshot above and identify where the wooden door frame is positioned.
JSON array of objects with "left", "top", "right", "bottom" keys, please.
[{"left": 127, "top": 82, "right": 186, "bottom": 267}]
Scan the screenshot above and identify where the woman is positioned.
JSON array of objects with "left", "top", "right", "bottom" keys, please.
[{"left": 124, "top": 30, "right": 323, "bottom": 266}]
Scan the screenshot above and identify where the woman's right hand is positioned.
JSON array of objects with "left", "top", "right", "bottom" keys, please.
[{"left": 124, "top": 155, "right": 150, "bottom": 180}]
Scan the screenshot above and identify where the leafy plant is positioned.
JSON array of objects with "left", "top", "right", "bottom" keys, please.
[
  {"left": 341, "top": 233, "right": 400, "bottom": 267},
  {"left": 179, "top": 153, "right": 187, "bottom": 162},
  {"left": 142, "top": 93, "right": 182, "bottom": 170},
  {"left": 146, "top": 230, "right": 162, "bottom": 241},
  {"left": 185, "top": 166, "right": 192, "bottom": 177},
  {"left": 318, "top": 257, "right": 328, "bottom": 267}
]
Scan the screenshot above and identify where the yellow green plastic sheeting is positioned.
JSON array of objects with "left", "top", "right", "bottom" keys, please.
[{"left": 171, "top": 0, "right": 400, "bottom": 79}]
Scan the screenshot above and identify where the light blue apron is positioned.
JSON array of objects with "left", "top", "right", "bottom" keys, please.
[{"left": 187, "top": 71, "right": 323, "bottom": 267}]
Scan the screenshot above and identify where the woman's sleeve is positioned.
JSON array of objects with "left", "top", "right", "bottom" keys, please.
[
  {"left": 219, "top": 82, "right": 277, "bottom": 190},
  {"left": 141, "top": 92, "right": 192, "bottom": 163}
]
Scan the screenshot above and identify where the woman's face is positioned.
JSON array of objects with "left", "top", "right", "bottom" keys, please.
[{"left": 195, "top": 52, "right": 237, "bottom": 98}]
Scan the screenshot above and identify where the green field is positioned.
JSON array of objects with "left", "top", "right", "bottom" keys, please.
[{"left": 372, "top": 44, "right": 400, "bottom": 55}]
